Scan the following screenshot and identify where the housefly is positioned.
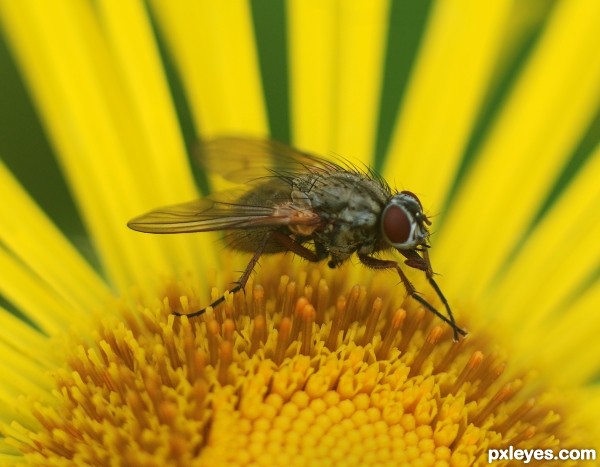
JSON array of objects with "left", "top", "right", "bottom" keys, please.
[{"left": 128, "top": 137, "right": 467, "bottom": 341}]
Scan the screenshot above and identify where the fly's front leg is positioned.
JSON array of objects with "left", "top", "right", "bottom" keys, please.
[
  {"left": 419, "top": 248, "right": 459, "bottom": 336},
  {"left": 358, "top": 254, "right": 466, "bottom": 341},
  {"left": 173, "top": 233, "right": 272, "bottom": 318},
  {"left": 400, "top": 248, "right": 464, "bottom": 341}
]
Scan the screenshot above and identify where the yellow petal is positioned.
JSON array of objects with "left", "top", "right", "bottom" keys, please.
[
  {"left": 437, "top": 0, "right": 600, "bottom": 301},
  {"left": 0, "top": 161, "right": 108, "bottom": 327},
  {"left": 384, "top": 0, "right": 514, "bottom": 209},
  {"left": 288, "top": 0, "right": 390, "bottom": 166},
  {"left": 150, "top": 0, "right": 268, "bottom": 137}
]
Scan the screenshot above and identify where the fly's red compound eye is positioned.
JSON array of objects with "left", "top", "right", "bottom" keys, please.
[{"left": 382, "top": 204, "right": 411, "bottom": 245}]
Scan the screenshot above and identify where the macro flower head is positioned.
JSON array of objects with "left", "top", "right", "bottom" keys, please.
[{"left": 1, "top": 1, "right": 599, "bottom": 466}]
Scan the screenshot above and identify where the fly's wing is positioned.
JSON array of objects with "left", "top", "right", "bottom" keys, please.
[
  {"left": 128, "top": 138, "right": 335, "bottom": 234},
  {"left": 198, "top": 137, "right": 344, "bottom": 184},
  {"left": 127, "top": 190, "right": 320, "bottom": 234}
]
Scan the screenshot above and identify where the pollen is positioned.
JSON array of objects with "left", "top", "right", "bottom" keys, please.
[{"left": 3, "top": 259, "right": 583, "bottom": 465}]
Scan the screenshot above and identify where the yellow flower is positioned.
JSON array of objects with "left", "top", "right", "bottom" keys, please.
[{"left": 1, "top": 1, "right": 599, "bottom": 466}]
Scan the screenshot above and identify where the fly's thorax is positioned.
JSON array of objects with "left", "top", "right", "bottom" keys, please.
[
  {"left": 293, "top": 172, "right": 390, "bottom": 263},
  {"left": 294, "top": 172, "right": 389, "bottom": 223}
]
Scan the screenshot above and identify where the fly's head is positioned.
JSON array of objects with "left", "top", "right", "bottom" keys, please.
[{"left": 381, "top": 191, "right": 431, "bottom": 250}]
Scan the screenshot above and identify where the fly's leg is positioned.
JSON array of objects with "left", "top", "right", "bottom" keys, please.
[
  {"left": 400, "top": 248, "right": 464, "bottom": 341},
  {"left": 358, "top": 254, "right": 467, "bottom": 341},
  {"left": 173, "top": 232, "right": 323, "bottom": 318},
  {"left": 396, "top": 264, "right": 466, "bottom": 341},
  {"left": 270, "top": 231, "right": 328, "bottom": 262},
  {"left": 173, "top": 233, "right": 272, "bottom": 318},
  {"left": 419, "top": 248, "right": 462, "bottom": 339}
]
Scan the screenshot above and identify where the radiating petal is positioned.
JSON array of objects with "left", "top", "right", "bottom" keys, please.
[
  {"left": 150, "top": 0, "right": 268, "bottom": 137},
  {"left": 0, "top": 161, "right": 108, "bottom": 328},
  {"left": 485, "top": 145, "right": 600, "bottom": 333},
  {"left": 437, "top": 0, "right": 600, "bottom": 302},
  {"left": 383, "top": 0, "right": 513, "bottom": 210},
  {"left": 288, "top": 0, "right": 390, "bottom": 166},
  {"left": 0, "top": 1, "right": 217, "bottom": 291}
]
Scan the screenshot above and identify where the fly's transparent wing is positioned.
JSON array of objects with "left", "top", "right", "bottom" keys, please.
[
  {"left": 198, "top": 137, "right": 343, "bottom": 184},
  {"left": 128, "top": 138, "right": 338, "bottom": 235},
  {"left": 128, "top": 199, "right": 269, "bottom": 233},
  {"left": 127, "top": 194, "right": 320, "bottom": 234}
]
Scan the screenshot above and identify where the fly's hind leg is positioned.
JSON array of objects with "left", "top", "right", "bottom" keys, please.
[
  {"left": 173, "top": 233, "right": 273, "bottom": 318},
  {"left": 173, "top": 231, "right": 324, "bottom": 318},
  {"left": 358, "top": 253, "right": 467, "bottom": 341}
]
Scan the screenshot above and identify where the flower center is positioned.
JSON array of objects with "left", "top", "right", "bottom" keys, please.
[{"left": 5, "top": 257, "right": 580, "bottom": 465}]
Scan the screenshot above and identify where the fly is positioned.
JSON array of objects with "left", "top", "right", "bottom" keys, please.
[{"left": 128, "top": 137, "right": 467, "bottom": 341}]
